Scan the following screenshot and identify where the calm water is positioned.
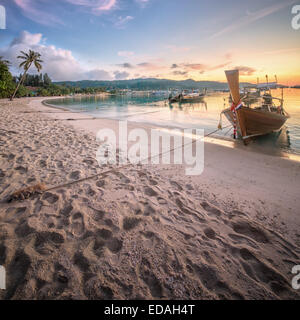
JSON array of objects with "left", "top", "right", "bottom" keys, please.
[{"left": 48, "top": 89, "right": 300, "bottom": 155}]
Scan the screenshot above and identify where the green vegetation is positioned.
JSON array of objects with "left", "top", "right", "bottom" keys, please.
[
  {"left": 11, "top": 50, "right": 43, "bottom": 100},
  {"left": 0, "top": 57, "right": 15, "bottom": 98},
  {"left": 56, "top": 78, "right": 253, "bottom": 91},
  {"left": 0, "top": 53, "right": 107, "bottom": 99}
]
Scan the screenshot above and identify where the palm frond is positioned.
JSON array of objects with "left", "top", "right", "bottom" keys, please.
[{"left": 16, "top": 50, "right": 43, "bottom": 73}]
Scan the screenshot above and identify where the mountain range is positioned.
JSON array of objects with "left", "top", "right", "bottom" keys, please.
[{"left": 55, "top": 78, "right": 255, "bottom": 91}]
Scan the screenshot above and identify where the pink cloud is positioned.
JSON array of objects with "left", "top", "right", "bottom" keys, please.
[
  {"left": 65, "top": 0, "right": 117, "bottom": 13},
  {"left": 14, "top": 0, "right": 118, "bottom": 25},
  {"left": 14, "top": 0, "right": 64, "bottom": 26}
]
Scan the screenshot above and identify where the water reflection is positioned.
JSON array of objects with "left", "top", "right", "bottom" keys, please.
[{"left": 47, "top": 88, "right": 300, "bottom": 155}]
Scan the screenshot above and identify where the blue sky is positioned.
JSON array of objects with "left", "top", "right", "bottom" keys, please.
[{"left": 0, "top": 0, "right": 299, "bottom": 84}]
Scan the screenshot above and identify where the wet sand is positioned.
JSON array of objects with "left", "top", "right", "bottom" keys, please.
[{"left": 0, "top": 97, "right": 299, "bottom": 300}]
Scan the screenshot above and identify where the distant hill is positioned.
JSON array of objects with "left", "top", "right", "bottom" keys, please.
[{"left": 55, "top": 78, "right": 254, "bottom": 91}]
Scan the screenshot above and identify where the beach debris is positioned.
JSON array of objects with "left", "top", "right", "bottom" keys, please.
[{"left": 7, "top": 183, "right": 46, "bottom": 202}]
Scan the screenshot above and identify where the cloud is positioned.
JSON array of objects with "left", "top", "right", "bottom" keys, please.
[
  {"left": 178, "top": 61, "right": 231, "bottom": 73},
  {"left": 183, "top": 63, "right": 207, "bottom": 71},
  {"left": 114, "top": 15, "right": 134, "bottom": 29},
  {"left": 118, "top": 51, "right": 135, "bottom": 57},
  {"left": 84, "top": 69, "right": 113, "bottom": 80},
  {"left": 137, "top": 62, "right": 160, "bottom": 71},
  {"left": 13, "top": 0, "right": 64, "bottom": 26},
  {"left": 234, "top": 66, "right": 256, "bottom": 76},
  {"left": 114, "top": 70, "right": 130, "bottom": 80},
  {"left": 14, "top": 0, "right": 117, "bottom": 26},
  {"left": 211, "top": 0, "right": 298, "bottom": 38},
  {"left": 11, "top": 30, "right": 43, "bottom": 46},
  {"left": 0, "top": 30, "right": 113, "bottom": 81},
  {"left": 172, "top": 70, "right": 188, "bottom": 77},
  {"left": 65, "top": 0, "right": 117, "bottom": 13},
  {"left": 116, "top": 62, "right": 134, "bottom": 68}
]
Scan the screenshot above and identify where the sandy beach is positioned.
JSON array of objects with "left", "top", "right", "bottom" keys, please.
[{"left": 0, "top": 97, "right": 300, "bottom": 300}]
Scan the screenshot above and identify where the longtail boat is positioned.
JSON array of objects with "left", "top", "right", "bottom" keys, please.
[
  {"left": 169, "top": 88, "right": 207, "bottom": 104},
  {"left": 221, "top": 70, "right": 289, "bottom": 145}
]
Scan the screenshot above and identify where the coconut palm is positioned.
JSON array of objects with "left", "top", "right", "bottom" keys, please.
[
  {"left": 10, "top": 50, "right": 43, "bottom": 100},
  {"left": 0, "top": 56, "right": 10, "bottom": 66}
]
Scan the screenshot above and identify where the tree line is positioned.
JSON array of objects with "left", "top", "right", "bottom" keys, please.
[{"left": 0, "top": 51, "right": 107, "bottom": 99}]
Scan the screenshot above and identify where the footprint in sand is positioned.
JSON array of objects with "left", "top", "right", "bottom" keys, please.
[
  {"left": 84, "top": 277, "right": 114, "bottom": 299},
  {"left": 0, "top": 169, "right": 5, "bottom": 178},
  {"left": 204, "top": 227, "right": 216, "bottom": 239},
  {"left": 86, "top": 187, "right": 96, "bottom": 197},
  {"left": 89, "top": 207, "right": 105, "bottom": 222},
  {"left": 201, "top": 201, "right": 222, "bottom": 217},
  {"left": 0, "top": 243, "right": 6, "bottom": 265},
  {"left": 149, "top": 179, "right": 158, "bottom": 186},
  {"left": 232, "top": 220, "right": 269, "bottom": 244},
  {"left": 139, "top": 258, "right": 164, "bottom": 298},
  {"left": 15, "top": 221, "right": 35, "bottom": 238},
  {"left": 70, "top": 171, "right": 81, "bottom": 180},
  {"left": 170, "top": 180, "right": 183, "bottom": 191},
  {"left": 97, "top": 228, "right": 112, "bottom": 239},
  {"left": 144, "top": 186, "right": 158, "bottom": 197},
  {"left": 34, "top": 231, "right": 64, "bottom": 256},
  {"left": 5, "top": 249, "right": 31, "bottom": 299},
  {"left": 123, "top": 217, "right": 142, "bottom": 231},
  {"left": 73, "top": 252, "right": 90, "bottom": 272},
  {"left": 96, "top": 180, "right": 105, "bottom": 188},
  {"left": 238, "top": 247, "right": 293, "bottom": 297},
  {"left": 56, "top": 160, "right": 63, "bottom": 168},
  {"left": 39, "top": 160, "right": 47, "bottom": 168},
  {"left": 70, "top": 212, "right": 85, "bottom": 237},
  {"left": 15, "top": 166, "right": 28, "bottom": 174},
  {"left": 42, "top": 192, "right": 59, "bottom": 204},
  {"left": 5, "top": 207, "right": 27, "bottom": 222},
  {"left": 60, "top": 203, "right": 73, "bottom": 217},
  {"left": 105, "top": 237, "right": 123, "bottom": 253},
  {"left": 16, "top": 156, "right": 23, "bottom": 164}
]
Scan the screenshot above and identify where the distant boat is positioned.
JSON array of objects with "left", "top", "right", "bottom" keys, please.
[
  {"left": 229, "top": 86, "right": 260, "bottom": 104},
  {"left": 169, "top": 88, "right": 207, "bottom": 104},
  {"left": 221, "top": 70, "right": 289, "bottom": 144}
]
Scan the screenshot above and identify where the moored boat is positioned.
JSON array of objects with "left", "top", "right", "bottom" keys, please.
[
  {"left": 221, "top": 70, "right": 289, "bottom": 144},
  {"left": 169, "top": 88, "right": 207, "bottom": 104}
]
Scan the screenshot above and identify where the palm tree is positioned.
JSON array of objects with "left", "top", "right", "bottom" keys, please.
[
  {"left": 10, "top": 50, "right": 43, "bottom": 100},
  {"left": 0, "top": 56, "right": 10, "bottom": 66}
]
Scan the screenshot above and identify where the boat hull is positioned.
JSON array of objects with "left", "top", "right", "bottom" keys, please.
[
  {"left": 169, "top": 94, "right": 205, "bottom": 104},
  {"left": 223, "top": 106, "right": 289, "bottom": 139},
  {"left": 180, "top": 95, "right": 205, "bottom": 103}
]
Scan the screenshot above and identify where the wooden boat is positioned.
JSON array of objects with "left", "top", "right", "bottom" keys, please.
[
  {"left": 169, "top": 89, "right": 206, "bottom": 104},
  {"left": 221, "top": 70, "right": 289, "bottom": 144}
]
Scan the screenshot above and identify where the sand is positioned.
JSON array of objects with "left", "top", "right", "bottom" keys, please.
[{"left": 0, "top": 97, "right": 300, "bottom": 300}]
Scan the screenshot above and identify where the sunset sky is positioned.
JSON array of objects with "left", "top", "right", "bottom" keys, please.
[{"left": 0, "top": 0, "right": 300, "bottom": 85}]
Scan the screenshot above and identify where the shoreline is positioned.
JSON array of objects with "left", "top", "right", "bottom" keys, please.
[
  {"left": 0, "top": 97, "right": 300, "bottom": 300},
  {"left": 40, "top": 96, "right": 300, "bottom": 162}
]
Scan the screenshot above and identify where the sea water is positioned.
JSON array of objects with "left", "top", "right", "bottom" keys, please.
[{"left": 48, "top": 89, "right": 300, "bottom": 156}]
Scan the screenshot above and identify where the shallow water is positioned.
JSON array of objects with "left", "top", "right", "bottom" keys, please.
[{"left": 48, "top": 89, "right": 300, "bottom": 155}]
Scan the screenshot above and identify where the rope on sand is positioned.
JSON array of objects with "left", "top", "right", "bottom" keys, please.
[{"left": 5, "top": 125, "right": 231, "bottom": 202}]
